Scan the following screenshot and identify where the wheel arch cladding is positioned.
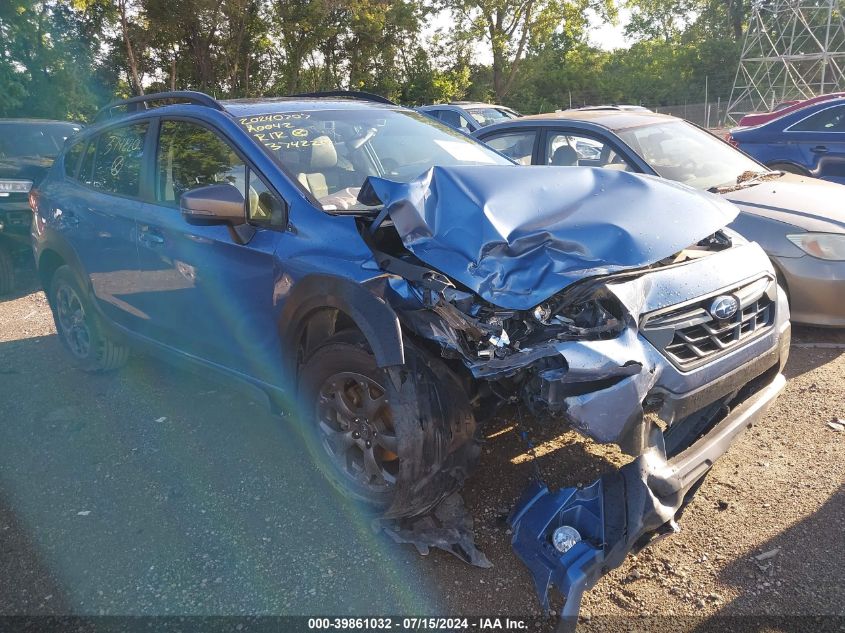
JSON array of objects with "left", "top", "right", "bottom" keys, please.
[
  {"left": 278, "top": 274, "right": 405, "bottom": 372},
  {"left": 283, "top": 278, "right": 478, "bottom": 519},
  {"left": 37, "top": 248, "right": 67, "bottom": 292}
]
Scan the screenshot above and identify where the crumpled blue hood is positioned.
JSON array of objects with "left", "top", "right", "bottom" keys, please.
[{"left": 366, "top": 166, "right": 739, "bottom": 310}]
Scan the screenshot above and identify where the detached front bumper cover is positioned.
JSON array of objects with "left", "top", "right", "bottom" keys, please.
[{"left": 508, "top": 371, "right": 787, "bottom": 627}]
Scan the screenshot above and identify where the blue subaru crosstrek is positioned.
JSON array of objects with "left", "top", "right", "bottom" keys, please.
[{"left": 32, "top": 91, "right": 790, "bottom": 617}]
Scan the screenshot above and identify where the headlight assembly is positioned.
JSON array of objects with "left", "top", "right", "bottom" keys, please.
[
  {"left": 530, "top": 285, "right": 625, "bottom": 338},
  {"left": 787, "top": 233, "right": 845, "bottom": 261}
]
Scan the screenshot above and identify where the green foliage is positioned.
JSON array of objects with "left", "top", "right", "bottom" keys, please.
[
  {"left": 438, "top": 0, "right": 616, "bottom": 100},
  {"left": 505, "top": 31, "right": 741, "bottom": 114},
  {"left": 0, "top": 1, "right": 111, "bottom": 119},
  {"left": 626, "top": 0, "right": 747, "bottom": 42},
  {"left": 0, "top": 0, "right": 751, "bottom": 122}
]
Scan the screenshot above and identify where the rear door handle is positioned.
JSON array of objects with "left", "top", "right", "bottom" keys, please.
[
  {"left": 811, "top": 145, "right": 828, "bottom": 154},
  {"left": 139, "top": 230, "right": 165, "bottom": 246}
]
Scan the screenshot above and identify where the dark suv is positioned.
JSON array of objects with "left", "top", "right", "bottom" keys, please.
[
  {"left": 0, "top": 119, "right": 82, "bottom": 293},
  {"left": 32, "top": 91, "right": 790, "bottom": 617}
]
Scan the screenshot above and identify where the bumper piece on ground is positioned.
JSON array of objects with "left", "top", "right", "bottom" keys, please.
[{"left": 508, "top": 372, "right": 787, "bottom": 628}]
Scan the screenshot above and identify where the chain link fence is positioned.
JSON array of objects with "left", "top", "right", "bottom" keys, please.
[
  {"left": 650, "top": 97, "right": 765, "bottom": 129},
  {"left": 651, "top": 100, "right": 730, "bottom": 129}
]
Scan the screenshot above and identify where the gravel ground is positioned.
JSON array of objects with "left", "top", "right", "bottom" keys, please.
[{"left": 0, "top": 269, "right": 843, "bottom": 630}]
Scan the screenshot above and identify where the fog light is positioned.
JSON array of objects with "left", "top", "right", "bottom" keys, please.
[{"left": 551, "top": 525, "right": 581, "bottom": 554}]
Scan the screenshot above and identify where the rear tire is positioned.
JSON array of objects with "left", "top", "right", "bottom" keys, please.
[
  {"left": 0, "top": 243, "right": 15, "bottom": 295},
  {"left": 49, "top": 265, "right": 130, "bottom": 372}
]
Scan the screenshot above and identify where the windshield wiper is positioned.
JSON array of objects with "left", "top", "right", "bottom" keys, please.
[
  {"left": 708, "top": 170, "right": 784, "bottom": 193},
  {"left": 323, "top": 206, "right": 381, "bottom": 216}
]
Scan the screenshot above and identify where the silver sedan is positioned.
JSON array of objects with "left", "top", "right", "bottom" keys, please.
[{"left": 475, "top": 110, "right": 845, "bottom": 327}]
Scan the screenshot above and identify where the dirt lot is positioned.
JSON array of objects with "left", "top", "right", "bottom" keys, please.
[{"left": 1, "top": 269, "right": 843, "bottom": 630}]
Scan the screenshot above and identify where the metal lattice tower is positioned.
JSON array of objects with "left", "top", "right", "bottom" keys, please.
[{"left": 727, "top": 0, "right": 845, "bottom": 122}]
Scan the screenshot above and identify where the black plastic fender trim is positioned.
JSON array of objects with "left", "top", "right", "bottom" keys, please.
[{"left": 278, "top": 274, "right": 405, "bottom": 373}]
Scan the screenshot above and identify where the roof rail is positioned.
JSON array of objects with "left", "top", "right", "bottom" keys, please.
[
  {"left": 94, "top": 91, "right": 225, "bottom": 122},
  {"left": 288, "top": 90, "right": 397, "bottom": 106}
]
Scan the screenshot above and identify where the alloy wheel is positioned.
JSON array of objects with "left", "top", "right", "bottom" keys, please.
[
  {"left": 55, "top": 283, "right": 92, "bottom": 359},
  {"left": 315, "top": 371, "right": 399, "bottom": 493}
]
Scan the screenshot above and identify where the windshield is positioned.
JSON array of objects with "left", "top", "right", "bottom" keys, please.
[
  {"left": 617, "top": 120, "right": 765, "bottom": 190},
  {"left": 0, "top": 122, "right": 82, "bottom": 160},
  {"left": 237, "top": 108, "right": 511, "bottom": 211},
  {"left": 467, "top": 107, "right": 519, "bottom": 126}
]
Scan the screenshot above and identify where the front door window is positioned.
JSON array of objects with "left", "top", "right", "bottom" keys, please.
[{"left": 545, "top": 132, "right": 632, "bottom": 171}]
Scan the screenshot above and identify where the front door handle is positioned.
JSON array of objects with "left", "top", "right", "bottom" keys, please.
[
  {"left": 139, "top": 230, "right": 165, "bottom": 246},
  {"left": 811, "top": 145, "right": 829, "bottom": 154}
]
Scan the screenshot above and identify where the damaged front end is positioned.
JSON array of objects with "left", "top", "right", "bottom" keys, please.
[
  {"left": 353, "top": 165, "right": 790, "bottom": 617},
  {"left": 509, "top": 368, "right": 786, "bottom": 626}
]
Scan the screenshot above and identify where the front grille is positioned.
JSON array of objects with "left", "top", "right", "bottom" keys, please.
[
  {"left": 0, "top": 192, "right": 29, "bottom": 204},
  {"left": 641, "top": 276, "right": 777, "bottom": 370},
  {"left": 0, "top": 210, "right": 32, "bottom": 228}
]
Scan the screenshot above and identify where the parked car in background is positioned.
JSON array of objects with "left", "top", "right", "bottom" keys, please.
[
  {"left": 737, "top": 93, "right": 845, "bottom": 128},
  {"left": 417, "top": 102, "right": 520, "bottom": 133},
  {"left": 32, "top": 91, "right": 789, "bottom": 618},
  {"left": 0, "top": 118, "right": 82, "bottom": 293},
  {"left": 570, "top": 104, "right": 653, "bottom": 113},
  {"left": 475, "top": 109, "right": 845, "bottom": 326},
  {"left": 728, "top": 97, "right": 845, "bottom": 184}
]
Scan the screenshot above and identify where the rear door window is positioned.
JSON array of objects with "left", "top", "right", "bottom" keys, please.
[
  {"left": 545, "top": 131, "right": 633, "bottom": 170},
  {"left": 791, "top": 105, "right": 845, "bottom": 132},
  {"left": 438, "top": 110, "right": 474, "bottom": 133},
  {"left": 482, "top": 131, "right": 537, "bottom": 165},
  {"left": 63, "top": 140, "right": 86, "bottom": 179},
  {"left": 90, "top": 123, "right": 149, "bottom": 197}
]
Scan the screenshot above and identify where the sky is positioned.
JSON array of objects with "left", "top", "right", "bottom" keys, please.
[{"left": 587, "top": 8, "right": 633, "bottom": 50}]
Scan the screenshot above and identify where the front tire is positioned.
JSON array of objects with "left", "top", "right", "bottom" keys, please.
[
  {"left": 297, "top": 333, "right": 478, "bottom": 515},
  {"left": 298, "top": 338, "right": 399, "bottom": 509},
  {"left": 50, "top": 265, "right": 130, "bottom": 372}
]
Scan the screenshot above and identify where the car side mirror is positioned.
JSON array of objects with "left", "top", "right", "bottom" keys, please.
[{"left": 180, "top": 184, "right": 245, "bottom": 225}]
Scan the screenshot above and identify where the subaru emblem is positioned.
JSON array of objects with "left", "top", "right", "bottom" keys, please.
[{"left": 710, "top": 295, "right": 739, "bottom": 320}]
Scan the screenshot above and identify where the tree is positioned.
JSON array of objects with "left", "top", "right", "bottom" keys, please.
[
  {"left": 397, "top": 33, "right": 473, "bottom": 104},
  {"left": 0, "top": 1, "right": 111, "bottom": 118},
  {"left": 268, "top": 0, "right": 426, "bottom": 98},
  {"left": 440, "top": 0, "right": 614, "bottom": 101},
  {"left": 271, "top": 0, "right": 339, "bottom": 93},
  {"left": 116, "top": 0, "right": 144, "bottom": 94},
  {"left": 140, "top": 0, "right": 273, "bottom": 96},
  {"left": 625, "top": 0, "right": 749, "bottom": 43}
]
